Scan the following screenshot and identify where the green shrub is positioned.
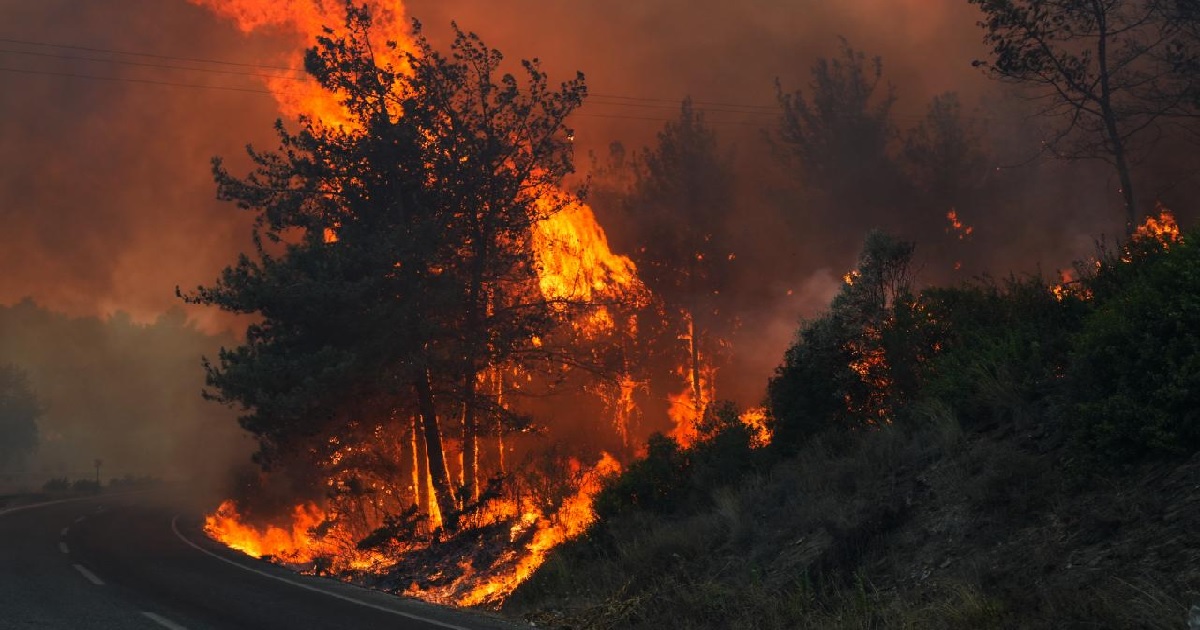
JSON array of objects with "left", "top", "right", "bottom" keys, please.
[
  {"left": 1067, "top": 230, "right": 1200, "bottom": 463},
  {"left": 594, "top": 433, "right": 689, "bottom": 520},
  {"left": 918, "top": 277, "right": 1083, "bottom": 429},
  {"left": 768, "top": 232, "right": 927, "bottom": 453},
  {"left": 594, "top": 403, "right": 765, "bottom": 523}
]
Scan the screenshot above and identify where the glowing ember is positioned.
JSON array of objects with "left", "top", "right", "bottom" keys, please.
[{"left": 945, "top": 209, "right": 973, "bottom": 240}]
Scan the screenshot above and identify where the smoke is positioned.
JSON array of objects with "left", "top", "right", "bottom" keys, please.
[
  {"left": 0, "top": 0, "right": 283, "bottom": 332},
  {"left": 1, "top": 0, "right": 1188, "bottom": 434},
  {"left": 0, "top": 300, "right": 252, "bottom": 489}
]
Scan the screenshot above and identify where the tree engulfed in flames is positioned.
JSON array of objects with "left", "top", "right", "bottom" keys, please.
[{"left": 189, "top": 0, "right": 663, "bottom": 608}]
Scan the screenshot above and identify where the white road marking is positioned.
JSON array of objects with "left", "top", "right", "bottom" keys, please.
[
  {"left": 75, "top": 516, "right": 86, "bottom": 523},
  {"left": 59, "top": 542, "right": 69, "bottom": 554},
  {"left": 0, "top": 497, "right": 93, "bottom": 518},
  {"left": 141, "top": 611, "right": 188, "bottom": 630},
  {"left": 171, "top": 516, "right": 473, "bottom": 630},
  {"left": 73, "top": 563, "right": 104, "bottom": 585},
  {"left": 61, "top": 526, "right": 69, "bottom": 536}
]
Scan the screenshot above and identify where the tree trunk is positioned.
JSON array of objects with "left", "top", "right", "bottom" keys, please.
[
  {"left": 687, "top": 310, "right": 703, "bottom": 419},
  {"left": 414, "top": 373, "right": 459, "bottom": 530},
  {"left": 460, "top": 225, "right": 488, "bottom": 506},
  {"left": 411, "top": 415, "right": 429, "bottom": 515},
  {"left": 495, "top": 370, "right": 506, "bottom": 475},
  {"left": 1094, "top": 1, "right": 1138, "bottom": 234},
  {"left": 461, "top": 381, "right": 479, "bottom": 504}
]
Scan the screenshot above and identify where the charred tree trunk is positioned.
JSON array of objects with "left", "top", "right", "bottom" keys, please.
[
  {"left": 414, "top": 373, "right": 459, "bottom": 530},
  {"left": 495, "top": 370, "right": 506, "bottom": 475},
  {"left": 460, "top": 224, "right": 489, "bottom": 505},
  {"left": 411, "top": 415, "right": 430, "bottom": 515},
  {"left": 461, "top": 383, "right": 479, "bottom": 504}
]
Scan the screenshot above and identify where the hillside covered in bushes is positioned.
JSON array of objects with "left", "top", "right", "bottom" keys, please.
[{"left": 504, "top": 215, "right": 1200, "bottom": 629}]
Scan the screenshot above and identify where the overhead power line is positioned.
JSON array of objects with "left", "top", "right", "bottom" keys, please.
[
  {"left": 0, "top": 34, "right": 975, "bottom": 126},
  {"left": 0, "top": 66, "right": 276, "bottom": 94},
  {"left": 0, "top": 35, "right": 785, "bottom": 116},
  {"left": 0, "top": 36, "right": 299, "bottom": 73},
  {"left": 0, "top": 47, "right": 304, "bottom": 82}
]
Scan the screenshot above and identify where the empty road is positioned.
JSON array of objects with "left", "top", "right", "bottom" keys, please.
[{"left": 0, "top": 491, "right": 520, "bottom": 629}]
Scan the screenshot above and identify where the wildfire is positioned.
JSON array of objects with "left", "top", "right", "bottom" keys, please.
[
  {"left": 202, "top": 453, "right": 621, "bottom": 607},
  {"left": 739, "top": 407, "right": 773, "bottom": 448},
  {"left": 1052, "top": 208, "right": 1183, "bottom": 301},
  {"left": 204, "top": 500, "right": 386, "bottom": 572},
  {"left": 1132, "top": 206, "right": 1181, "bottom": 248},
  {"left": 193, "top": 0, "right": 648, "bottom": 610},
  {"left": 531, "top": 195, "right": 646, "bottom": 316},
  {"left": 457, "top": 453, "right": 622, "bottom": 606},
  {"left": 187, "top": 0, "right": 414, "bottom": 127}
]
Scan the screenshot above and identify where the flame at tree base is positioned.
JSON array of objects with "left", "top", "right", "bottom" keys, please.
[{"left": 203, "top": 453, "right": 622, "bottom": 608}]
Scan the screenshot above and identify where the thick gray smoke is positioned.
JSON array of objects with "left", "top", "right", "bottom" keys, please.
[{"left": 0, "top": 301, "right": 252, "bottom": 490}]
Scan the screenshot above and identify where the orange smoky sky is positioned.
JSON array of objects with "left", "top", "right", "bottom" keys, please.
[{"left": 0, "top": 0, "right": 987, "bottom": 335}]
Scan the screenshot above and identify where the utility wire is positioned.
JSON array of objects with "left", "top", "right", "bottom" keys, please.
[
  {"left": 0, "top": 47, "right": 305, "bottom": 82},
  {"left": 0, "top": 34, "right": 978, "bottom": 125},
  {"left": 0, "top": 65, "right": 774, "bottom": 126},
  {"left": 0, "top": 36, "right": 299, "bottom": 72},
  {"left": 0, "top": 34, "right": 785, "bottom": 113},
  {"left": 0, "top": 66, "right": 277, "bottom": 94}
]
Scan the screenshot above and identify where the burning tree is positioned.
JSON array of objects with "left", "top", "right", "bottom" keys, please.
[
  {"left": 185, "top": 1, "right": 639, "bottom": 554},
  {"left": 619, "top": 99, "right": 738, "bottom": 446}
]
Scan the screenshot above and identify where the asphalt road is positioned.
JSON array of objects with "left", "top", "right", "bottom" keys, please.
[{"left": 0, "top": 491, "right": 521, "bottom": 629}]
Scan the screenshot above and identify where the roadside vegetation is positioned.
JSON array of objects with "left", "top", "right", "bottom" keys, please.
[{"left": 505, "top": 219, "right": 1200, "bottom": 629}]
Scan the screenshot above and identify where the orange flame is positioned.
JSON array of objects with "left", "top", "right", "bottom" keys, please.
[
  {"left": 1053, "top": 207, "right": 1182, "bottom": 301},
  {"left": 457, "top": 453, "right": 622, "bottom": 607},
  {"left": 204, "top": 499, "right": 324, "bottom": 562},
  {"left": 187, "top": 0, "right": 414, "bottom": 127},
  {"left": 738, "top": 407, "right": 772, "bottom": 448},
  {"left": 1132, "top": 207, "right": 1181, "bottom": 247}
]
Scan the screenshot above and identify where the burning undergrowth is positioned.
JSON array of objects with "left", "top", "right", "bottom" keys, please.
[{"left": 206, "top": 453, "right": 621, "bottom": 606}]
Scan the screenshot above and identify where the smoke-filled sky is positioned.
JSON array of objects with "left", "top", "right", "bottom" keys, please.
[
  {"left": 0, "top": 0, "right": 991, "bottom": 331},
  {"left": 2, "top": 0, "right": 1162, "bottom": 434}
]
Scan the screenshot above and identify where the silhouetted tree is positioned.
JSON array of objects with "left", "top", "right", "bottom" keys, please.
[
  {"left": 775, "top": 41, "right": 903, "bottom": 221},
  {"left": 768, "top": 231, "right": 924, "bottom": 451},
  {"left": 903, "top": 93, "right": 990, "bottom": 216},
  {"left": 971, "top": 0, "right": 1189, "bottom": 232},
  {"left": 623, "top": 99, "right": 738, "bottom": 423}
]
